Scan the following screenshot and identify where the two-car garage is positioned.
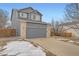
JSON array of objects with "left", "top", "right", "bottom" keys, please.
[
  {"left": 26, "top": 22, "right": 47, "bottom": 38},
  {"left": 20, "top": 20, "right": 49, "bottom": 39}
]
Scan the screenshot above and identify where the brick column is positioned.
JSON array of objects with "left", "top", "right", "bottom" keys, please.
[
  {"left": 20, "top": 20, "right": 27, "bottom": 39},
  {"left": 47, "top": 24, "right": 52, "bottom": 38}
]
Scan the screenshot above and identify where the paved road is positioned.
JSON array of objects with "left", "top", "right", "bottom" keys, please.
[{"left": 28, "top": 37, "right": 79, "bottom": 56}]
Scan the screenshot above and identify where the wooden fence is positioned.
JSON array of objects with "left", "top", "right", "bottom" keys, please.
[
  {"left": 62, "top": 32, "right": 72, "bottom": 37},
  {"left": 0, "top": 29, "right": 16, "bottom": 37},
  {"left": 51, "top": 32, "right": 72, "bottom": 38}
]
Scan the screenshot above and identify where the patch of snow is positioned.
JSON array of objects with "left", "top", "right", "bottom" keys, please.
[
  {"left": 68, "top": 40, "right": 74, "bottom": 43},
  {"left": 0, "top": 41, "right": 46, "bottom": 56},
  {"left": 76, "top": 42, "right": 79, "bottom": 44}
]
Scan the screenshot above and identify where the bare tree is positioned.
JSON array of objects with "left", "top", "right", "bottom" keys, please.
[
  {"left": 65, "top": 3, "right": 79, "bottom": 21},
  {"left": 0, "top": 9, "right": 8, "bottom": 28},
  {"left": 64, "top": 3, "right": 79, "bottom": 36},
  {"left": 51, "top": 18, "right": 55, "bottom": 33},
  {"left": 51, "top": 19, "right": 64, "bottom": 36}
]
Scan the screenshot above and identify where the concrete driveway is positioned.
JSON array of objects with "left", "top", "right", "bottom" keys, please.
[{"left": 28, "top": 37, "right": 79, "bottom": 56}]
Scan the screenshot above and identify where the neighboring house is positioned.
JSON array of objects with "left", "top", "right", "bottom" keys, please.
[
  {"left": 60, "top": 21, "right": 79, "bottom": 37},
  {"left": 11, "top": 7, "right": 51, "bottom": 38}
]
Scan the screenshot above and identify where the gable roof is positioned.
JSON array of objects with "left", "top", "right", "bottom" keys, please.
[
  {"left": 18, "top": 7, "right": 42, "bottom": 16},
  {"left": 20, "top": 7, "right": 34, "bottom": 11},
  {"left": 31, "top": 10, "right": 42, "bottom": 16}
]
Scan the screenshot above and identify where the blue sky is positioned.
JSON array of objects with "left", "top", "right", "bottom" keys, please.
[{"left": 0, "top": 3, "right": 67, "bottom": 23}]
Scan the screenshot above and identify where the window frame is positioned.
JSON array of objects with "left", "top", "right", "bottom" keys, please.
[{"left": 18, "top": 12, "right": 28, "bottom": 19}]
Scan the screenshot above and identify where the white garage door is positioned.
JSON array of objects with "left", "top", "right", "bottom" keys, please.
[{"left": 26, "top": 23, "right": 47, "bottom": 38}]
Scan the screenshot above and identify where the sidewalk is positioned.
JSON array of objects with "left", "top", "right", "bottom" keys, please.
[{"left": 28, "top": 37, "right": 79, "bottom": 56}]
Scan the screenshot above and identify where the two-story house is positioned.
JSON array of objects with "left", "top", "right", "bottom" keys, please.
[{"left": 11, "top": 7, "right": 50, "bottom": 38}]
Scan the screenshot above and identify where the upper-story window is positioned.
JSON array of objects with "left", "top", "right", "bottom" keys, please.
[{"left": 19, "top": 12, "right": 28, "bottom": 19}]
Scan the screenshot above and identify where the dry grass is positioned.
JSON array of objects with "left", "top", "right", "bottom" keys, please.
[
  {"left": 43, "top": 48, "right": 56, "bottom": 56},
  {"left": 60, "top": 40, "right": 69, "bottom": 42},
  {"left": 60, "top": 37, "right": 79, "bottom": 46},
  {"left": 0, "top": 41, "right": 7, "bottom": 47}
]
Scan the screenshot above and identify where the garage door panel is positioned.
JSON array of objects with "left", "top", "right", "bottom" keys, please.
[
  {"left": 26, "top": 28, "right": 47, "bottom": 38},
  {"left": 27, "top": 23, "right": 47, "bottom": 28}
]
